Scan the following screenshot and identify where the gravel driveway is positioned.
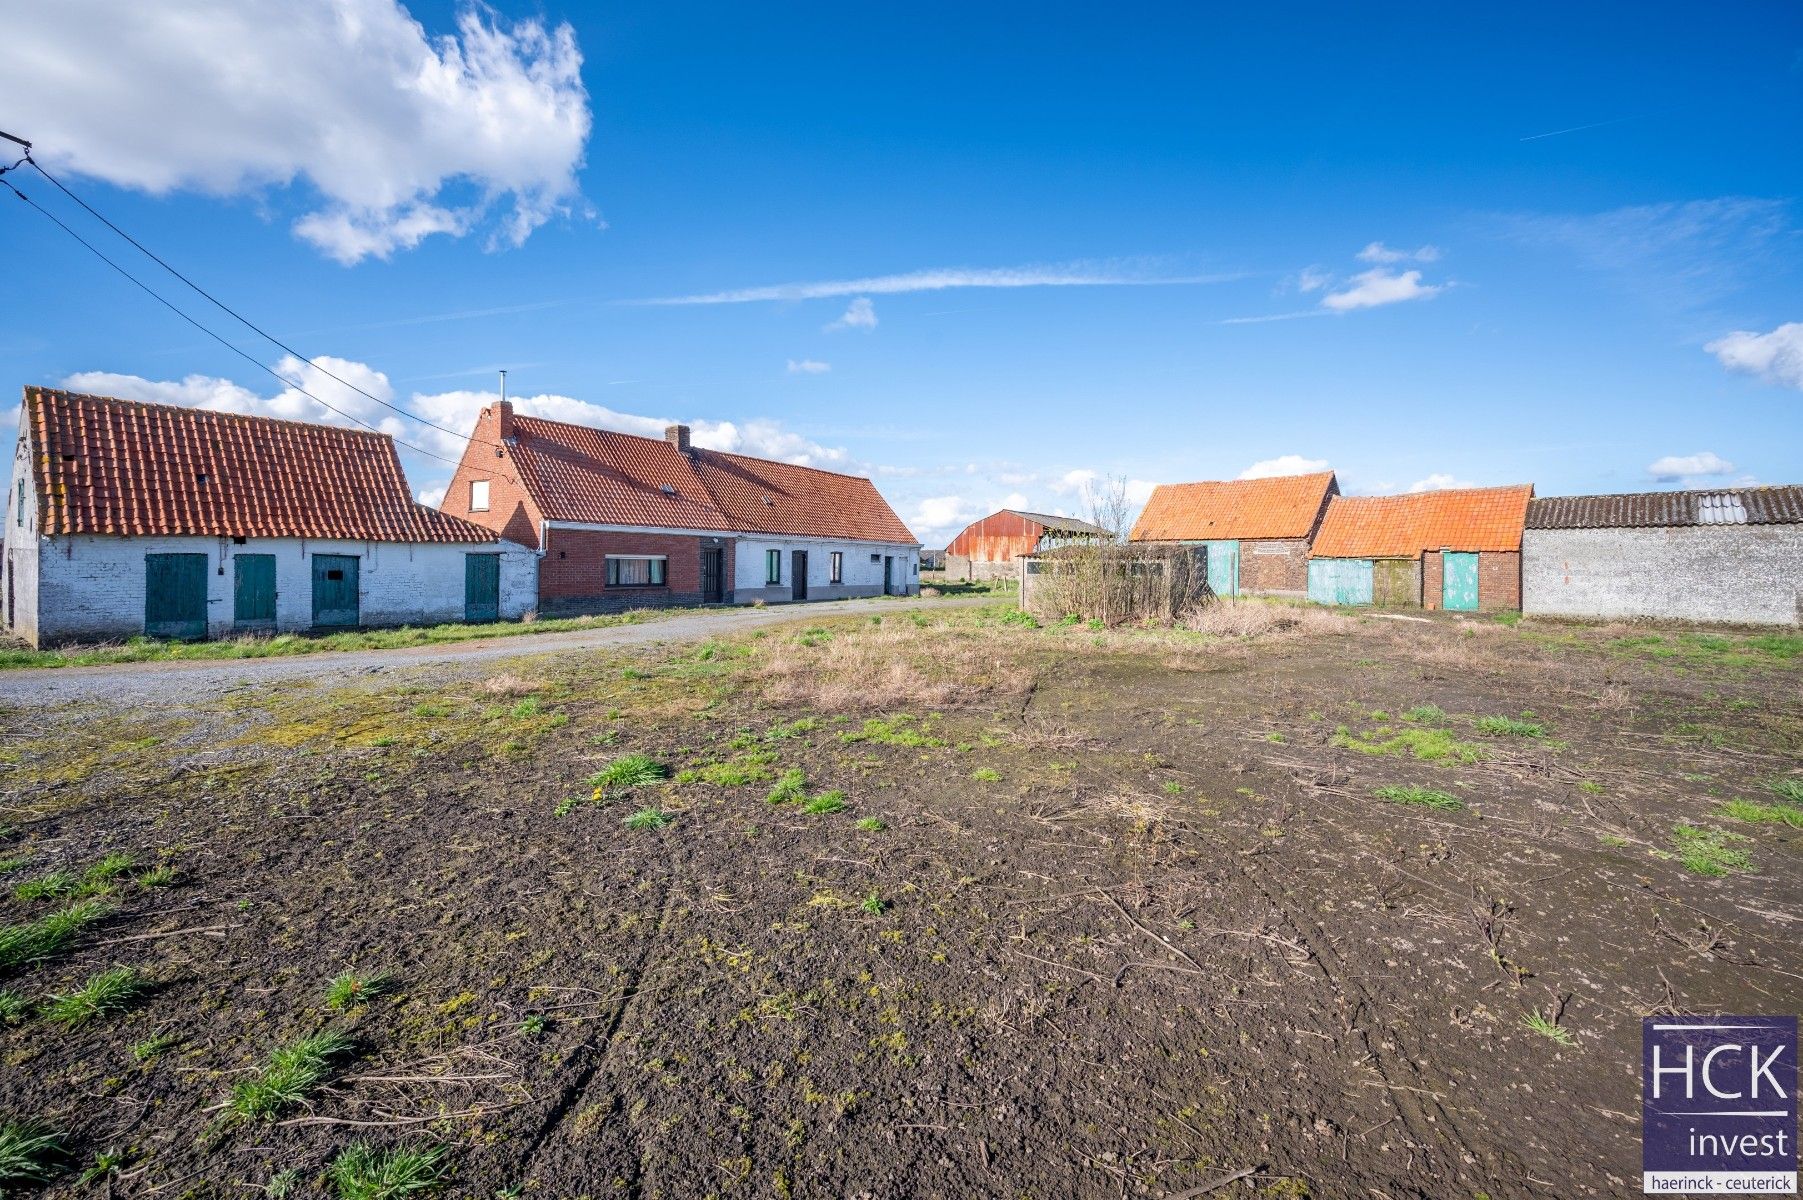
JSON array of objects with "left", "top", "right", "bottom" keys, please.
[{"left": 0, "top": 597, "right": 987, "bottom": 707}]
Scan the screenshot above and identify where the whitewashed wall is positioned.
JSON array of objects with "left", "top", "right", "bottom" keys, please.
[
  {"left": 3, "top": 431, "right": 40, "bottom": 642},
  {"left": 18, "top": 533, "right": 537, "bottom": 646},
  {"left": 1523, "top": 525, "right": 1802, "bottom": 626},
  {"left": 732, "top": 535, "right": 919, "bottom": 603}
]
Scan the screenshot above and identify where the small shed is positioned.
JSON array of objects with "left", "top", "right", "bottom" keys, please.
[
  {"left": 1308, "top": 485, "right": 1533, "bottom": 612},
  {"left": 1523, "top": 486, "right": 1803, "bottom": 626},
  {"left": 943, "top": 509, "right": 1108, "bottom": 582},
  {"left": 2, "top": 387, "right": 537, "bottom": 646},
  {"left": 1129, "top": 471, "right": 1338, "bottom": 598}
]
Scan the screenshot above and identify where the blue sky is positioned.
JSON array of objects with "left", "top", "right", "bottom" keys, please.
[{"left": 3, "top": 1, "right": 1800, "bottom": 544}]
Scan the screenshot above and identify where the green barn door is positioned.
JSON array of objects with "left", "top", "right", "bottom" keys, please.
[
  {"left": 1441, "top": 552, "right": 1479, "bottom": 612},
  {"left": 311, "top": 555, "right": 360, "bottom": 627},
  {"left": 464, "top": 553, "right": 501, "bottom": 622},
  {"left": 1308, "top": 559, "right": 1374, "bottom": 606},
  {"left": 1201, "top": 540, "right": 1240, "bottom": 596},
  {"left": 145, "top": 553, "right": 209, "bottom": 640},
  {"left": 233, "top": 554, "right": 277, "bottom": 629}
]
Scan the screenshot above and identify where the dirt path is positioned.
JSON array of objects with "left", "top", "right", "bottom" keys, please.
[{"left": 0, "top": 597, "right": 987, "bottom": 707}]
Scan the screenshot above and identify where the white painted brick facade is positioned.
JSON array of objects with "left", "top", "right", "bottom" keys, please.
[
  {"left": 733, "top": 535, "right": 919, "bottom": 603},
  {"left": 1523, "top": 525, "right": 1803, "bottom": 626}
]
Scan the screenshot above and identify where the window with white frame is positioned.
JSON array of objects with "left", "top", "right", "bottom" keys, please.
[
  {"left": 469, "top": 479, "right": 490, "bottom": 511},
  {"left": 830, "top": 551, "right": 843, "bottom": 583},
  {"left": 606, "top": 555, "right": 666, "bottom": 587},
  {"left": 765, "top": 549, "right": 781, "bottom": 584}
]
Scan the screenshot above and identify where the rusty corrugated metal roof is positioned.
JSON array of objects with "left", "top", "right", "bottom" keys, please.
[
  {"left": 1527, "top": 486, "right": 1803, "bottom": 529},
  {"left": 1312, "top": 484, "right": 1534, "bottom": 558},
  {"left": 1006, "top": 510, "right": 1108, "bottom": 536},
  {"left": 24, "top": 386, "right": 499, "bottom": 543}
]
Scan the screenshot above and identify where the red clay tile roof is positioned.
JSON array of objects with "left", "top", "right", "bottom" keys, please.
[
  {"left": 1130, "top": 472, "right": 1338, "bottom": 541},
  {"left": 503, "top": 412, "right": 917, "bottom": 544},
  {"left": 23, "top": 386, "right": 498, "bottom": 543},
  {"left": 1311, "top": 485, "right": 1534, "bottom": 558}
]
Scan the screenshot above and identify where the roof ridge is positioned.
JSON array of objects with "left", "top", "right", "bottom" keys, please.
[
  {"left": 25, "top": 385, "right": 394, "bottom": 442},
  {"left": 1531, "top": 484, "right": 1799, "bottom": 502},
  {"left": 700, "top": 445, "right": 872, "bottom": 483}
]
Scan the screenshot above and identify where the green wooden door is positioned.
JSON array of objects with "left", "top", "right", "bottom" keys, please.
[
  {"left": 145, "top": 553, "right": 208, "bottom": 640},
  {"left": 233, "top": 554, "right": 277, "bottom": 627},
  {"left": 1441, "top": 551, "right": 1479, "bottom": 611},
  {"left": 1308, "top": 558, "right": 1373, "bottom": 606},
  {"left": 311, "top": 555, "right": 360, "bottom": 627},
  {"left": 1201, "top": 540, "right": 1239, "bottom": 596},
  {"left": 464, "top": 553, "right": 501, "bottom": 622}
]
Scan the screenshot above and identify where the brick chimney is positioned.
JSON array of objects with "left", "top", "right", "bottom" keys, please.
[
  {"left": 491, "top": 399, "right": 514, "bottom": 441},
  {"left": 665, "top": 423, "right": 691, "bottom": 454}
]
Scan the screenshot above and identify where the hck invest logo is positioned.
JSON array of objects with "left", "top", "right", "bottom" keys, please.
[{"left": 1644, "top": 1016, "right": 1797, "bottom": 1194}]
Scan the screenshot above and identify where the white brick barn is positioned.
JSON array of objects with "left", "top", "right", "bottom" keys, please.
[
  {"left": 1522, "top": 486, "right": 1803, "bottom": 626},
  {"left": 3, "top": 387, "right": 536, "bottom": 647}
]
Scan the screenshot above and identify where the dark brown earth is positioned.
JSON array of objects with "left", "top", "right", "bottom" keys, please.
[{"left": 2, "top": 603, "right": 1798, "bottom": 1198}]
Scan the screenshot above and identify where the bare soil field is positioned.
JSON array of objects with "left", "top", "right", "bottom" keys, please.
[{"left": 1, "top": 603, "right": 1798, "bottom": 1198}]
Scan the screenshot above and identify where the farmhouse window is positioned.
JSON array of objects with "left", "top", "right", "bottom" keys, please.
[
  {"left": 470, "top": 480, "right": 490, "bottom": 511},
  {"left": 830, "top": 551, "right": 843, "bottom": 583},
  {"left": 765, "top": 549, "right": 781, "bottom": 584},
  {"left": 606, "top": 556, "right": 666, "bottom": 587}
]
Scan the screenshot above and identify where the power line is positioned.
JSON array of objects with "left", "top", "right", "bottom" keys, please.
[
  {"left": 1, "top": 174, "right": 467, "bottom": 469},
  {"left": 21, "top": 151, "right": 494, "bottom": 449}
]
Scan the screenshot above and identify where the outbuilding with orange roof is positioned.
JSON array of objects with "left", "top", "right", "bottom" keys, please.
[
  {"left": 1307, "top": 484, "right": 1533, "bottom": 611},
  {"left": 1129, "top": 471, "right": 1339, "bottom": 598}
]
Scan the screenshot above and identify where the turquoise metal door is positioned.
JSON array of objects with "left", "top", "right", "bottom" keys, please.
[
  {"left": 311, "top": 555, "right": 360, "bottom": 627},
  {"left": 1441, "top": 551, "right": 1479, "bottom": 611},
  {"left": 145, "top": 553, "right": 208, "bottom": 640},
  {"left": 233, "top": 554, "right": 276, "bottom": 628},
  {"left": 464, "top": 553, "right": 500, "bottom": 622},
  {"left": 1202, "top": 539, "right": 1239, "bottom": 596},
  {"left": 1308, "top": 558, "right": 1374, "bottom": 606}
]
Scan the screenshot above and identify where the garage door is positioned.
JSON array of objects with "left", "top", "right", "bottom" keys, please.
[{"left": 1308, "top": 558, "right": 1373, "bottom": 606}]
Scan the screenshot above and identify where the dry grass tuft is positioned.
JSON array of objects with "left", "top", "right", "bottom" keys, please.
[
  {"left": 919, "top": 586, "right": 942, "bottom": 598},
  {"left": 1183, "top": 599, "right": 1358, "bottom": 639},
  {"left": 477, "top": 674, "right": 547, "bottom": 697},
  {"left": 751, "top": 623, "right": 1033, "bottom": 712}
]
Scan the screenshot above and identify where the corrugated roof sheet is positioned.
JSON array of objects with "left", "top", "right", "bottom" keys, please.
[
  {"left": 1129, "top": 472, "right": 1338, "bottom": 541},
  {"left": 1007, "top": 510, "right": 1108, "bottom": 535},
  {"left": 24, "top": 386, "right": 498, "bottom": 543},
  {"left": 1312, "top": 484, "right": 1534, "bottom": 558},
  {"left": 506, "top": 413, "right": 917, "bottom": 544},
  {"left": 1527, "top": 486, "right": 1803, "bottom": 529}
]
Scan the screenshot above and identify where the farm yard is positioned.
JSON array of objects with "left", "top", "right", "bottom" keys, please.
[{"left": 1, "top": 600, "right": 1799, "bottom": 1198}]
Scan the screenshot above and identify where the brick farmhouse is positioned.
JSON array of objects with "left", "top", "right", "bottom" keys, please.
[
  {"left": 1128, "top": 471, "right": 1339, "bottom": 598},
  {"left": 1308, "top": 484, "right": 1533, "bottom": 611},
  {"left": 1523, "top": 485, "right": 1803, "bottom": 626},
  {"left": 439, "top": 401, "right": 920, "bottom": 612},
  {"left": 943, "top": 509, "right": 1108, "bottom": 582},
  {"left": 2, "top": 387, "right": 536, "bottom": 647}
]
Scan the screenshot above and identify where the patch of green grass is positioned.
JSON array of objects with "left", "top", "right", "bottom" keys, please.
[
  {"left": 0, "top": 1121, "right": 67, "bottom": 1189},
  {"left": 1331, "top": 727, "right": 1486, "bottom": 766},
  {"left": 1765, "top": 776, "right": 1803, "bottom": 804},
  {"left": 0, "top": 854, "right": 29, "bottom": 875},
  {"left": 765, "top": 769, "right": 808, "bottom": 805},
  {"left": 84, "top": 852, "right": 136, "bottom": 885},
  {"left": 1372, "top": 785, "right": 1464, "bottom": 811},
  {"left": 1715, "top": 798, "right": 1803, "bottom": 829},
  {"left": 764, "top": 717, "right": 818, "bottom": 740},
  {"left": 132, "top": 1032, "right": 180, "bottom": 1062},
  {"left": 229, "top": 1030, "right": 355, "bottom": 1120},
  {"left": 622, "top": 808, "right": 670, "bottom": 831},
  {"left": 1493, "top": 611, "right": 1523, "bottom": 627},
  {"left": 854, "top": 817, "right": 887, "bottom": 832},
  {"left": 1522, "top": 1010, "right": 1575, "bottom": 1047},
  {"left": 77, "top": 1149, "right": 129, "bottom": 1185},
  {"left": 0, "top": 990, "right": 29, "bottom": 1023},
  {"left": 1400, "top": 704, "right": 1447, "bottom": 725},
  {"left": 0, "top": 900, "right": 110, "bottom": 974},
  {"left": 1671, "top": 824, "right": 1753, "bottom": 877},
  {"left": 516, "top": 1014, "right": 546, "bottom": 1038},
  {"left": 264, "top": 1168, "right": 302, "bottom": 1198},
  {"left": 1474, "top": 715, "right": 1545, "bottom": 738},
  {"left": 676, "top": 752, "right": 779, "bottom": 787},
  {"left": 325, "top": 970, "right": 396, "bottom": 1011},
  {"left": 860, "top": 891, "right": 886, "bottom": 915},
  {"left": 137, "top": 864, "right": 178, "bottom": 887},
  {"left": 41, "top": 966, "right": 150, "bottom": 1028},
  {"left": 327, "top": 1142, "right": 450, "bottom": 1200},
  {"left": 997, "top": 608, "right": 1040, "bottom": 629},
  {"left": 1577, "top": 780, "right": 1604, "bottom": 795},
  {"left": 802, "top": 791, "right": 847, "bottom": 815},
  {"left": 1161, "top": 781, "right": 1184, "bottom": 795},
  {"left": 970, "top": 767, "right": 1002, "bottom": 783},
  {"left": 12, "top": 871, "right": 76, "bottom": 902},
  {"left": 838, "top": 715, "right": 946, "bottom": 748},
  {"left": 588, "top": 754, "right": 668, "bottom": 790}
]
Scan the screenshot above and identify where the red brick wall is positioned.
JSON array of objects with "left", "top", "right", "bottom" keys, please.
[
  {"left": 1238, "top": 538, "right": 1310, "bottom": 594},
  {"left": 539, "top": 528, "right": 734, "bottom": 613},
  {"left": 1423, "top": 550, "right": 1521, "bottom": 612},
  {"left": 440, "top": 404, "right": 540, "bottom": 549}
]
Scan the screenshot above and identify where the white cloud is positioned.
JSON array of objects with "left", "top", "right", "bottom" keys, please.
[
  {"left": 6, "top": 1, "right": 592, "bottom": 263},
  {"left": 1054, "top": 468, "right": 1098, "bottom": 494},
  {"left": 1706, "top": 322, "right": 1803, "bottom": 390},
  {"left": 640, "top": 262, "right": 1245, "bottom": 305},
  {"left": 1296, "top": 266, "right": 1332, "bottom": 292},
  {"left": 786, "top": 359, "right": 831, "bottom": 374},
  {"left": 911, "top": 496, "right": 976, "bottom": 541},
  {"left": 416, "top": 483, "right": 448, "bottom": 508},
  {"left": 1321, "top": 269, "right": 1442, "bottom": 312},
  {"left": 1356, "top": 242, "right": 1441, "bottom": 264},
  {"left": 1238, "top": 454, "right": 1329, "bottom": 480},
  {"left": 1647, "top": 451, "right": 1736, "bottom": 481},
  {"left": 825, "top": 298, "right": 877, "bottom": 332},
  {"left": 1406, "top": 472, "right": 1476, "bottom": 493},
  {"left": 999, "top": 492, "right": 1030, "bottom": 510}
]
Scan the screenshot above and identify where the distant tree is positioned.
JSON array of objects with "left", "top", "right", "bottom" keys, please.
[{"left": 1082, "top": 474, "right": 1133, "bottom": 544}]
